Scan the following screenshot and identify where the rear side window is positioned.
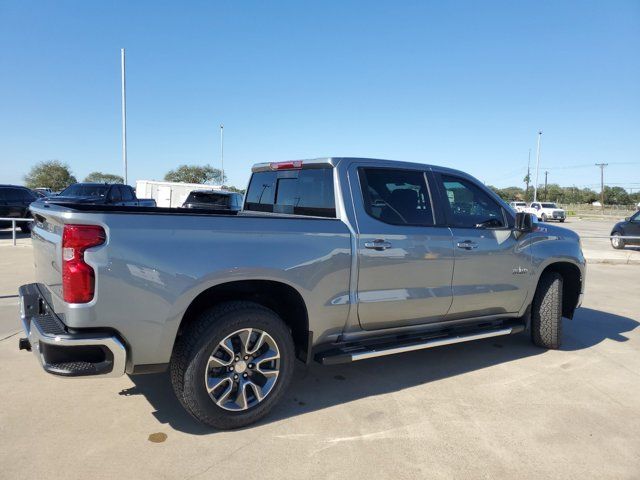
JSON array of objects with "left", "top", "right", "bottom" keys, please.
[
  {"left": 244, "top": 168, "right": 335, "bottom": 218},
  {"left": 185, "top": 191, "right": 230, "bottom": 206},
  {"left": 359, "top": 168, "right": 434, "bottom": 226}
]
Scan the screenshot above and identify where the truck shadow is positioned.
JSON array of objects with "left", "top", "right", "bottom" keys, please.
[{"left": 121, "top": 306, "right": 638, "bottom": 435}]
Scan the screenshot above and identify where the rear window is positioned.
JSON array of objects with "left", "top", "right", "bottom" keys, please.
[
  {"left": 185, "top": 191, "right": 231, "bottom": 206},
  {"left": 244, "top": 167, "right": 335, "bottom": 218},
  {"left": 60, "top": 184, "right": 110, "bottom": 197},
  {"left": 541, "top": 203, "right": 558, "bottom": 208}
]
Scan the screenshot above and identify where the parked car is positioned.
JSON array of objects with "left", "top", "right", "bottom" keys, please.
[
  {"left": 19, "top": 157, "right": 585, "bottom": 429},
  {"left": 527, "top": 202, "right": 566, "bottom": 222},
  {"left": 0, "top": 185, "right": 36, "bottom": 232},
  {"left": 182, "top": 189, "right": 243, "bottom": 211},
  {"left": 37, "top": 183, "right": 156, "bottom": 207},
  {"left": 610, "top": 211, "right": 640, "bottom": 249},
  {"left": 509, "top": 201, "right": 527, "bottom": 213}
]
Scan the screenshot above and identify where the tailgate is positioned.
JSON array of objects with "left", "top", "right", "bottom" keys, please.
[{"left": 30, "top": 205, "right": 67, "bottom": 300}]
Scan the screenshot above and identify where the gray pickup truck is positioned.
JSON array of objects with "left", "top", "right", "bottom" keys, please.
[{"left": 19, "top": 158, "right": 585, "bottom": 429}]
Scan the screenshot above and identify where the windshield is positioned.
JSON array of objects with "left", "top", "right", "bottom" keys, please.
[
  {"left": 513, "top": 202, "right": 526, "bottom": 206},
  {"left": 541, "top": 203, "right": 558, "bottom": 208},
  {"left": 185, "top": 191, "right": 230, "bottom": 206},
  {"left": 60, "top": 184, "right": 110, "bottom": 197}
]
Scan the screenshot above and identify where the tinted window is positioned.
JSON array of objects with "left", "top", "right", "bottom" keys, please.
[
  {"left": 359, "top": 168, "right": 434, "bottom": 226},
  {"left": 1, "top": 188, "right": 33, "bottom": 202},
  {"left": 439, "top": 175, "right": 505, "bottom": 228},
  {"left": 541, "top": 203, "right": 557, "bottom": 208},
  {"left": 185, "top": 191, "right": 231, "bottom": 207},
  {"left": 245, "top": 168, "right": 335, "bottom": 217},
  {"left": 109, "top": 186, "right": 122, "bottom": 202},
  {"left": 60, "top": 184, "right": 110, "bottom": 197},
  {"left": 121, "top": 186, "right": 135, "bottom": 201}
]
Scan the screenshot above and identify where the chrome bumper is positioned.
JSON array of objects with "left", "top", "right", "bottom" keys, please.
[{"left": 19, "top": 284, "right": 126, "bottom": 378}]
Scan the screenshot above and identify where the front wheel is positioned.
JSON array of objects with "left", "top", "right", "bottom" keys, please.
[
  {"left": 170, "top": 301, "right": 294, "bottom": 429},
  {"left": 540, "top": 213, "right": 547, "bottom": 222},
  {"left": 611, "top": 232, "right": 625, "bottom": 250},
  {"left": 531, "top": 272, "right": 563, "bottom": 349}
]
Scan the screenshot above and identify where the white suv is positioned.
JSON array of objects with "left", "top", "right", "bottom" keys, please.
[
  {"left": 528, "top": 202, "right": 566, "bottom": 222},
  {"left": 509, "top": 201, "right": 528, "bottom": 213}
]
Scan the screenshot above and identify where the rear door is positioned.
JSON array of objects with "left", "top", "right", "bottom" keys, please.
[
  {"left": 433, "top": 172, "right": 531, "bottom": 319},
  {"left": 351, "top": 164, "right": 454, "bottom": 330}
]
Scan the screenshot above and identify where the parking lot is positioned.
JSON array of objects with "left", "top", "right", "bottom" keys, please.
[{"left": 1, "top": 218, "right": 639, "bottom": 479}]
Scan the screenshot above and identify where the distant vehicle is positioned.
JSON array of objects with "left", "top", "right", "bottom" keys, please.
[
  {"left": 37, "top": 183, "right": 156, "bottom": 207},
  {"left": 181, "top": 190, "right": 243, "bottom": 211},
  {"left": 34, "top": 187, "right": 53, "bottom": 194},
  {"left": 509, "top": 201, "right": 527, "bottom": 213},
  {"left": 527, "top": 202, "right": 566, "bottom": 222},
  {"left": 32, "top": 189, "right": 54, "bottom": 198},
  {"left": 0, "top": 185, "right": 36, "bottom": 232},
  {"left": 610, "top": 211, "right": 640, "bottom": 249}
]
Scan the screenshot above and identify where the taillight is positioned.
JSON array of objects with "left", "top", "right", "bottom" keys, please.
[
  {"left": 62, "top": 224, "right": 106, "bottom": 303},
  {"left": 270, "top": 160, "right": 303, "bottom": 170}
]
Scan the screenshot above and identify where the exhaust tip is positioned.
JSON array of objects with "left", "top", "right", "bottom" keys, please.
[{"left": 18, "top": 337, "right": 31, "bottom": 352}]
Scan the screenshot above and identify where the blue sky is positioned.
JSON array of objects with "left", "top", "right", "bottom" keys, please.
[{"left": 1, "top": 0, "right": 638, "bottom": 191}]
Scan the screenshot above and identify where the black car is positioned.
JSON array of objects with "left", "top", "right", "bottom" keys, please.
[
  {"left": 0, "top": 185, "right": 37, "bottom": 232},
  {"left": 611, "top": 210, "right": 640, "bottom": 249},
  {"left": 38, "top": 183, "right": 156, "bottom": 207},
  {"left": 181, "top": 190, "right": 243, "bottom": 211}
]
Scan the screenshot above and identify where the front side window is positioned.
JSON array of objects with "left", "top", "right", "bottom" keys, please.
[
  {"left": 244, "top": 168, "right": 335, "bottom": 217},
  {"left": 121, "top": 186, "right": 135, "bottom": 201},
  {"left": 439, "top": 174, "right": 505, "bottom": 228},
  {"left": 359, "top": 168, "right": 434, "bottom": 226}
]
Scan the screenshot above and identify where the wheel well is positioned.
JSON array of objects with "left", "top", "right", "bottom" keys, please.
[
  {"left": 176, "top": 280, "right": 310, "bottom": 362},
  {"left": 539, "top": 262, "right": 582, "bottom": 319}
]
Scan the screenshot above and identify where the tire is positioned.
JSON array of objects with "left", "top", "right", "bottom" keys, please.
[
  {"left": 559, "top": 219, "right": 565, "bottom": 223},
  {"left": 20, "top": 222, "right": 32, "bottom": 233},
  {"left": 540, "top": 213, "right": 547, "bottom": 222},
  {"left": 611, "top": 232, "right": 625, "bottom": 250},
  {"left": 531, "top": 272, "right": 563, "bottom": 349},
  {"left": 170, "top": 301, "right": 295, "bottom": 429}
]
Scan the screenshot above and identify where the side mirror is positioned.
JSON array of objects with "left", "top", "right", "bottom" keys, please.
[
  {"left": 625, "top": 217, "right": 630, "bottom": 222},
  {"left": 515, "top": 212, "right": 533, "bottom": 232}
]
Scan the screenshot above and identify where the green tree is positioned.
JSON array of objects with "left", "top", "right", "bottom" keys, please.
[
  {"left": 84, "top": 172, "right": 124, "bottom": 184},
  {"left": 24, "top": 160, "right": 77, "bottom": 191},
  {"left": 164, "top": 164, "right": 226, "bottom": 184},
  {"left": 603, "top": 186, "right": 630, "bottom": 205}
]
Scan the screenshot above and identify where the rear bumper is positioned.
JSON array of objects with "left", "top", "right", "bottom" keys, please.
[{"left": 18, "top": 283, "right": 126, "bottom": 378}]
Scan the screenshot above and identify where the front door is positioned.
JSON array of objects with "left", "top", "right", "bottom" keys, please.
[
  {"left": 352, "top": 165, "right": 455, "bottom": 330},
  {"left": 433, "top": 173, "right": 531, "bottom": 319}
]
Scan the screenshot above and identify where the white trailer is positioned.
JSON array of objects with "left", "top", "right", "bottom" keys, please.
[{"left": 135, "top": 180, "right": 224, "bottom": 208}]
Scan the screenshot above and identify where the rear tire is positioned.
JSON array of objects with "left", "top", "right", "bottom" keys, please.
[
  {"left": 611, "top": 232, "right": 625, "bottom": 250},
  {"left": 559, "top": 219, "right": 565, "bottom": 223},
  {"left": 170, "top": 301, "right": 294, "bottom": 430},
  {"left": 531, "top": 272, "right": 563, "bottom": 349}
]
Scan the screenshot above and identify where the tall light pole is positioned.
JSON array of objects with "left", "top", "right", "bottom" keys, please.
[
  {"left": 533, "top": 130, "right": 542, "bottom": 202},
  {"left": 121, "top": 48, "right": 128, "bottom": 185},
  {"left": 219, "top": 124, "right": 224, "bottom": 185}
]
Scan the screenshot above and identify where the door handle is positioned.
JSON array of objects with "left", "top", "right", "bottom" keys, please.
[
  {"left": 364, "top": 239, "right": 392, "bottom": 251},
  {"left": 456, "top": 240, "right": 479, "bottom": 250}
]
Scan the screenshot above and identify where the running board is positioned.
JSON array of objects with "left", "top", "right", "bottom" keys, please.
[{"left": 316, "top": 324, "right": 524, "bottom": 365}]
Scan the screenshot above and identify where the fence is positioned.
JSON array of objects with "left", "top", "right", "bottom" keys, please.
[
  {"left": 559, "top": 204, "right": 638, "bottom": 218},
  {"left": 0, "top": 218, "right": 34, "bottom": 246}
]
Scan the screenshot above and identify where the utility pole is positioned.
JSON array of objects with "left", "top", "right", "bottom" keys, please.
[
  {"left": 533, "top": 131, "right": 542, "bottom": 202},
  {"left": 596, "top": 163, "right": 608, "bottom": 210},
  {"left": 220, "top": 124, "right": 224, "bottom": 185},
  {"left": 121, "top": 48, "right": 128, "bottom": 185},
  {"left": 525, "top": 149, "right": 531, "bottom": 198},
  {"left": 544, "top": 170, "right": 549, "bottom": 201}
]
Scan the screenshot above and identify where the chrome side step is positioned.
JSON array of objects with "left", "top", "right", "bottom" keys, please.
[{"left": 316, "top": 324, "right": 522, "bottom": 365}]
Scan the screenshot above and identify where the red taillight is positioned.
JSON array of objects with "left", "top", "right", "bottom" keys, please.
[
  {"left": 62, "top": 224, "right": 106, "bottom": 303},
  {"left": 270, "top": 160, "right": 303, "bottom": 170}
]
